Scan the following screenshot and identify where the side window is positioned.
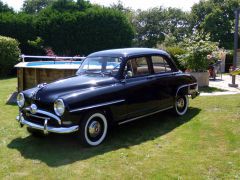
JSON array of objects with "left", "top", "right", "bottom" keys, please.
[
  {"left": 152, "top": 56, "right": 172, "bottom": 73},
  {"left": 126, "top": 57, "right": 150, "bottom": 77}
]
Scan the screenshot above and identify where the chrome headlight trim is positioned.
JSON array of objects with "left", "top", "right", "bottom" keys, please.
[
  {"left": 54, "top": 99, "right": 65, "bottom": 116},
  {"left": 17, "top": 93, "right": 25, "bottom": 108}
]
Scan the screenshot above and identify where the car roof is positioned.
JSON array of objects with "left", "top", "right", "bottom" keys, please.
[{"left": 87, "top": 48, "right": 170, "bottom": 58}]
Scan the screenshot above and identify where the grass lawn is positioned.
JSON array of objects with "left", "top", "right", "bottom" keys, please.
[
  {"left": 199, "top": 86, "right": 226, "bottom": 93},
  {"left": 0, "top": 77, "right": 240, "bottom": 179}
]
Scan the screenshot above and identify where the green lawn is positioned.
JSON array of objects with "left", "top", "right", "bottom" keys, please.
[
  {"left": 199, "top": 86, "right": 226, "bottom": 93},
  {"left": 0, "top": 77, "right": 240, "bottom": 179}
]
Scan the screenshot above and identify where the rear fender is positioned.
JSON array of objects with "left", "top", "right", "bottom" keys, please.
[{"left": 176, "top": 83, "right": 199, "bottom": 99}]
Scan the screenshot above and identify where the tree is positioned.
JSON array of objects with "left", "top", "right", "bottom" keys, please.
[
  {"left": 110, "top": 0, "right": 131, "bottom": 14},
  {"left": 190, "top": 0, "right": 240, "bottom": 49},
  {"left": 178, "top": 32, "right": 219, "bottom": 72},
  {"left": 133, "top": 7, "right": 191, "bottom": 47},
  {"left": 0, "top": 1, "right": 14, "bottom": 13},
  {"left": 50, "top": 0, "right": 91, "bottom": 12},
  {"left": 22, "top": 0, "right": 55, "bottom": 14},
  {"left": 76, "top": 0, "right": 91, "bottom": 11}
]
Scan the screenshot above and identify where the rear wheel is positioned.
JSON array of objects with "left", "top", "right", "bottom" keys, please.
[
  {"left": 173, "top": 95, "right": 189, "bottom": 116},
  {"left": 78, "top": 111, "right": 108, "bottom": 146}
]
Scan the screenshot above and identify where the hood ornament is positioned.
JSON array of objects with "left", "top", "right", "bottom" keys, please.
[{"left": 32, "top": 83, "right": 47, "bottom": 100}]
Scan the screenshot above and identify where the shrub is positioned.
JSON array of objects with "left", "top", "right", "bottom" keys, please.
[
  {"left": 0, "top": 36, "right": 21, "bottom": 76},
  {"left": 178, "top": 32, "right": 218, "bottom": 72},
  {"left": 166, "top": 46, "right": 186, "bottom": 71}
]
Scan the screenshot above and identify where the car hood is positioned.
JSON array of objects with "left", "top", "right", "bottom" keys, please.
[{"left": 24, "top": 75, "right": 117, "bottom": 103}]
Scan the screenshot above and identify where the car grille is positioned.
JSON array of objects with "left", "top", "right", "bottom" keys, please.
[{"left": 22, "top": 110, "right": 60, "bottom": 127}]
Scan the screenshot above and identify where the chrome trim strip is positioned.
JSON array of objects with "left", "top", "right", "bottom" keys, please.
[
  {"left": 25, "top": 107, "right": 61, "bottom": 124},
  {"left": 118, "top": 106, "right": 173, "bottom": 125},
  {"left": 69, "top": 99, "right": 125, "bottom": 113},
  {"left": 176, "top": 83, "right": 198, "bottom": 97},
  {"left": 16, "top": 115, "right": 79, "bottom": 134},
  {"left": 26, "top": 113, "right": 48, "bottom": 120}
]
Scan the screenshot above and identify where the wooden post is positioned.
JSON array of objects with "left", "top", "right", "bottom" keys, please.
[{"left": 229, "top": 9, "right": 239, "bottom": 87}]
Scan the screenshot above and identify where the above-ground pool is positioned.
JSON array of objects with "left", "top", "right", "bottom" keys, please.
[
  {"left": 15, "top": 61, "right": 82, "bottom": 91},
  {"left": 26, "top": 61, "right": 82, "bottom": 67}
]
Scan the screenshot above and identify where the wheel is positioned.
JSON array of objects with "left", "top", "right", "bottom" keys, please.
[
  {"left": 173, "top": 95, "right": 189, "bottom": 116},
  {"left": 78, "top": 111, "right": 108, "bottom": 147},
  {"left": 27, "top": 127, "right": 45, "bottom": 137}
]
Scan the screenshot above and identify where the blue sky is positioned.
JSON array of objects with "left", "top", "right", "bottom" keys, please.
[{"left": 2, "top": 0, "right": 200, "bottom": 12}]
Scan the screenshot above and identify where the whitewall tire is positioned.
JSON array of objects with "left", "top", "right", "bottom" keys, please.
[
  {"left": 174, "top": 95, "right": 189, "bottom": 116},
  {"left": 78, "top": 111, "right": 108, "bottom": 146}
]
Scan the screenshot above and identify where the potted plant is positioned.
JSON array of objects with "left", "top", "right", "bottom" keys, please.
[{"left": 178, "top": 32, "right": 219, "bottom": 86}]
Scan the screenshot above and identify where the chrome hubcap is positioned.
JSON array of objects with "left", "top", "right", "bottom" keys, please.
[
  {"left": 177, "top": 98, "right": 185, "bottom": 109},
  {"left": 88, "top": 121, "right": 101, "bottom": 138}
]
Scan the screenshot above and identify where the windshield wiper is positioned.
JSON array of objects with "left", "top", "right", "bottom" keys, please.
[{"left": 104, "top": 64, "right": 120, "bottom": 76}]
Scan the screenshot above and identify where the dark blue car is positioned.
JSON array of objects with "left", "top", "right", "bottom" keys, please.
[{"left": 16, "top": 48, "right": 199, "bottom": 146}]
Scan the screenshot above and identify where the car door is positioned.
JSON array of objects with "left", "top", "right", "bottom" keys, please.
[
  {"left": 121, "top": 56, "right": 159, "bottom": 119},
  {"left": 150, "top": 55, "right": 177, "bottom": 109}
]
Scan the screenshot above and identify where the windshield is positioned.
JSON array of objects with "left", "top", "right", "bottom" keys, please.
[{"left": 76, "top": 57, "right": 121, "bottom": 76}]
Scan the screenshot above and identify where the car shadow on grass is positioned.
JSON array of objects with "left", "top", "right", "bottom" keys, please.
[{"left": 8, "top": 107, "right": 201, "bottom": 167}]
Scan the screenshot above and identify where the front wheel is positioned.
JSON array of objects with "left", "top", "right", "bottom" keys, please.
[
  {"left": 78, "top": 111, "right": 108, "bottom": 147},
  {"left": 173, "top": 95, "right": 189, "bottom": 116}
]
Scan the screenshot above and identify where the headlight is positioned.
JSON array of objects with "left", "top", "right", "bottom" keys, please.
[
  {"left": 17, "top": 93, "right": 25, "bottom": 108},
  {"left": 54, "top": 99, "right": 65, "bottom": 116}
]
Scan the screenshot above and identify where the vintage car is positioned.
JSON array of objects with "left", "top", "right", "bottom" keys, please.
[{"left": 16, "top": 48, "right": 199, "bottom": 146}]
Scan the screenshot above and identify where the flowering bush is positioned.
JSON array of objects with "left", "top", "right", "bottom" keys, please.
[{"left": 178, "top": 32, "right": 219, "bottom": 72}]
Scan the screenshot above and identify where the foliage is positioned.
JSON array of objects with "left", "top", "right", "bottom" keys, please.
[
  {"left": 0, "top": 0, "right": 14, "bottom": 13},
  {"left": 0, "top": 36, "right": 20, "bottom": 76},
  {"left": 22, "top": 0, "right": 92, "bottom": 14},
  {"left": 110, "top": 0, "right": 132, "bottom": 14},
  {"left": 0, "top": 12, "right": 38, "bottom": 54},
  {"left": 165, "top": 46, "right": 186, "bottom": 71},
  {"left": 50, "top": 0, "right": 91, "bottom": 12},
  {"left": 0, "top": 0, "right": 133, "bottom": 56},
  {"left": 178, "top": 32, "right": 218, "bottom": 72},
  {"left": 190, "top": 0, "right": 240, "bottom": 49},
  {"left": 133, "top": 7, "right": 191, "bottom": 47},
  {"left": 27, "top": 36, "right": 44, "bottom": 52},
  {"left": 22, "top": 0, "right": 55, "bottom": 14},
  {"left": 35, "top": 6, "right": 134, "bottom": 55}
]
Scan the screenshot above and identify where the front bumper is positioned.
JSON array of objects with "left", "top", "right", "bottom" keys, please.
[{"left": 16, "top": 113, "right": 79, "bottom": 134}]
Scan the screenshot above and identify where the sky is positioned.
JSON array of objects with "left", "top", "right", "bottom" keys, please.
[{"left": 2, "top": 0, "right": 200, "bottom": 12}]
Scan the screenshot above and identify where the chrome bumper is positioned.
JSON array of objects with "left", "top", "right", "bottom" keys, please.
[{"left": 16, "top": 114, "right": 79, "bottom": 134}]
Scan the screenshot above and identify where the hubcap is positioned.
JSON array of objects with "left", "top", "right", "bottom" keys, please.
[
  {"left": 88, "top": 121, "right": 101, "bottom": 138},
  {"left": 177, "top": 98, "right": 185, "bottom": 109}
]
